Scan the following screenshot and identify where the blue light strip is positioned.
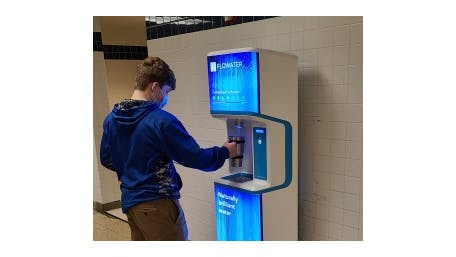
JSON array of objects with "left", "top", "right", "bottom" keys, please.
[
  {"left": 253, "top": 127, "right": 267, "bottom": 180},
  {"left": 212, "top": 111, "right": 292, "bottom": 194}
]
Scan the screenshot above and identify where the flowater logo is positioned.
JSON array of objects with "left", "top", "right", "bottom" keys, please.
[
  {"left": 218, "top": 61, "right": 243, "bottom": 70},
  {"left": 210, "top": 61, "right": 243, "bottom": 72},
  {"left": 210, "top": 62, "right": 217, "bottom": 72}
]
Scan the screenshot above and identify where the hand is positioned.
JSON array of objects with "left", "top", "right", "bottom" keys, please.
[{"left": 223, "top": 140, "right": 237, "bottom": 158}]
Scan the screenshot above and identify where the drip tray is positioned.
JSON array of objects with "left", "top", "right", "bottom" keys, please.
[{"left": 221, "top": 173, "right": 253, "bottom": 183}]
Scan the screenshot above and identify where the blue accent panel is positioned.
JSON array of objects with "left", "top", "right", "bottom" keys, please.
[
  {"left": 214, "top": 183, "right": 262, "bottom": 241},
  {"left": 211, "top": 111, "right": 292, "bottom": 194},
  {"left": 253, "top": 127, "right": 267, "bottom": 180},
  {"left": 207, "top": 52, "right": 260, "bottom": 113}
]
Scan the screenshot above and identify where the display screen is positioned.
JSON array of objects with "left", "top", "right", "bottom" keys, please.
[
  {"left": 214, "top": 184, "right": 262, "bottom": 241},
  {"left": 207, "top": 51, "right": 259, "bottom": 113}
]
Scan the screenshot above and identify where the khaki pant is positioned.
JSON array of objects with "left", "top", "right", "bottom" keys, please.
[{"left": 126, "top": 199, "right": 188, "bottom": 240}]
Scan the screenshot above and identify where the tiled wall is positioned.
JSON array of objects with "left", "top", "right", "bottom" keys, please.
[
  {"left": 148, "top": 16, "right": 363, "bottom": 241},
  {"left": 146, "top": 16, "right": 275, "bottom": 40}
]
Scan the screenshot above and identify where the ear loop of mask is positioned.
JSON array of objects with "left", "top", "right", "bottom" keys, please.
[{"left": 157, "top": 82, "right": 168, "bottom": 109}]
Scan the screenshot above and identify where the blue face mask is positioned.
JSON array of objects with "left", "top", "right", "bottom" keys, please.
[{"left": 158, "top": 92, "right": 168, "bottom": 109}]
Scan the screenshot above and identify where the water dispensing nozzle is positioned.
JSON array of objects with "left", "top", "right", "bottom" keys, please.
[{"left": 235, "top": 120, "right": 243, "bottom": 129}]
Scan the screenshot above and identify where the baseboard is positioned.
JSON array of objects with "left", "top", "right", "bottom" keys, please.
[{"left": 93, "top": 200, "right": 121, "bottom": 212}]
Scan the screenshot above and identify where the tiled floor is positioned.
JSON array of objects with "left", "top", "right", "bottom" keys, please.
[{"left": 93, "top": 210, "right": 130, "bottom": 241}]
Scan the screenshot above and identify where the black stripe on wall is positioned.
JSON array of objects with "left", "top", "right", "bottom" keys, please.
[
  {"left": 103, "top": 45, "right": 148, "bottom": 60},
  {"left": 93, "top": 32, "right": 103, "bottom": 52},
  {"left": 93, "top": 32, "right": 148, "bottom": 60},
  {"left": 146, "top": 16, "right": 276, "bottom": 40}
]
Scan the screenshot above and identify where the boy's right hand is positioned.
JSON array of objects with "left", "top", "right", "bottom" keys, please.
[{"left": 223, "top": 140, "right": 237, "bottom": 158}]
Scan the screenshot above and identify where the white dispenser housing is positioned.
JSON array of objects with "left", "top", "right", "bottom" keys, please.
[{"left": 208, "top": 48, "right": 298, "bottom": 240}]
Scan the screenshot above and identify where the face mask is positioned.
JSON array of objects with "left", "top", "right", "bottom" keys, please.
[{"left": 158, "top": 91, "right": 168, "bottom": 109}]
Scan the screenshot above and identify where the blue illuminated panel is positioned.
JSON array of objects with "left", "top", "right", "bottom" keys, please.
[
  {"left": 207, "top": 51, "right": 259, "bottom": 113},
  {"left": 214, "top": 183, "right": 262, "bottom": 240},
  {"left": 253, "top": 127, "right": 267, "bottom": 180}
]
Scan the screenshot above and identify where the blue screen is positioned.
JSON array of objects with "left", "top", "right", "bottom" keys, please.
[
  {"left": 214, "top": 184, "right": 262, "bottom": 241},
  {"left": 207, "top": 51, "right": 259, "bottom": 113}
]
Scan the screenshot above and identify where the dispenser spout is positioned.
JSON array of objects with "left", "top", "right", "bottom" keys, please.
[{"left": 235, "top": 120, "right": 243, "bottom": 129}]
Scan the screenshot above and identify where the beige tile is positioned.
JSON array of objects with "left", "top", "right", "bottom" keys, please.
[
  {"left": 359, "top": 214, "right": 363, "bottom": 230},
  {"left": 346, "top": 104, "right": 363, "bottom": 122},
  {"left": 343, "top": 225, "right": 358, "bottom": 240},
  {"left": 304, "top": 17, "right": 319, "bottom": 30},
  {"left": 319, "top": 65, "right": 334, "bottom": 87},
  {"left": 332, "top": 85, "right": 347, "bottom": 104},
  {"left": 314, "top": 115, "right": 329, "bottom": 134},
  {"left": 347, "top": 85, "right": 363, "bottom": 103},
  {"left": 315, "top": 203, "right": 329, "bottom": 220},
  {"left": 334, "top": 16, "right": 352, "bottom": 26},
  {"left": 316, "top": 139, "right": 331, "bottom": 155},
  {"left": 334, "top": 25, "right": 350, "bottom": 46},
  {"left": 330, "top": 174, "right": 345, "bottom": 192},
  {"left": 319, "top": 104, "right": 347, "bottom": 122},
  {"left": 318, "top": 47, "right": 334, "bottom": 66},
  {"left": 302, "top": 216, "right": 316, "bottom": 233},
  {"left": 330, "top": 140, "right": 346, "bottom": 158},
  {"left": 329, "top": 222, "right": 343, "bottom": 240},
  {"left": 348, "top": 64, "right": 363, "bottom": 87},
  {"left": 289, "top": 16, "right": 307, "bottom": 32},
  {"left": 349, "top": 44, "right": 363, "bottom": 64},
  {"left": 291, "top": 31, "right": 305, "bottom": 50},
  {"left": 315, "top": 218, "right": 329, "bottom": 237},
  {"left": 329, "top": 206, "right": 343, "bottom": 224},
  {"left": 345, "top": 158, "right": 362, "bottom": 178},
  {"left": 350, "top": 16, "right": 363, "bottom": 24},
  {"left": 344, "top": 193, "right": 360, "bottom": 212},
  {"left": 303, "top": 200, "right": 316, "bottom": 217},
  {"left": 343, "top": 209, "right": 359, "bottom": 228},
  {"left": 334, "top": 65, "right": 348, "bottom": 85},
  {"left": 318, "top": 17, "right": 335, "bottom": 28},
  {"left": 328, "top": 156, "right": 345, "bottom": 175},
  {"left": 318, "top": 27, "right": 334, "bottom": 47},
  {"left": 314, "top": 171, "right": 330, "bottom": 189},
  {"left": 345, "top": 176, "right": 362, "bottom": 195},
  {"left": 350, "top": 23, "right": 363, "bottom": 44},
  {"left": 346, "top": 140, "right": 363, "bottom": 159},
  {"left": 328, "top": 190, "right": 344, "bottom": 208},
  {"left": 346, "top": 122, "right": 363, "bottom": 141},
  {"left": 334, "top": 46, "right": 349, "bottom": 65}
]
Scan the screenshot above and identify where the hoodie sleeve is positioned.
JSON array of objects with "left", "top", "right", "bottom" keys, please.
[
  {"left": 162, "top": 119, "right": 229, "bottom": 172},
  {"left": 100, "top": 115, "right": 115, "bottom": 171}
]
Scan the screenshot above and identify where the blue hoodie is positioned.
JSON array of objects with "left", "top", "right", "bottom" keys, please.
[{"left": 100, "top": 99, "right": 229, "bottom": 213}]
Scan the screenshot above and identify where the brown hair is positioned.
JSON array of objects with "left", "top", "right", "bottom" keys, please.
[{"left": 135, "top": 57, "right": 176, "bottom": 91}]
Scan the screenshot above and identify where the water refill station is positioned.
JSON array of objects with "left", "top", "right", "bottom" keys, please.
[{"left": 207, "top": 48, "right": 298, "bottom": 240}]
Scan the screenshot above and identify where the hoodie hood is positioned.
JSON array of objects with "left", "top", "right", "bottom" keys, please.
[{"left": 111, "top": 99, "right": 158, "bottom": 130}]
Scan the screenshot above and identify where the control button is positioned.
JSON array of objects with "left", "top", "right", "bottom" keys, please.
[{"left": 257, "top": 138, "right": 262, "bottom": 144}]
